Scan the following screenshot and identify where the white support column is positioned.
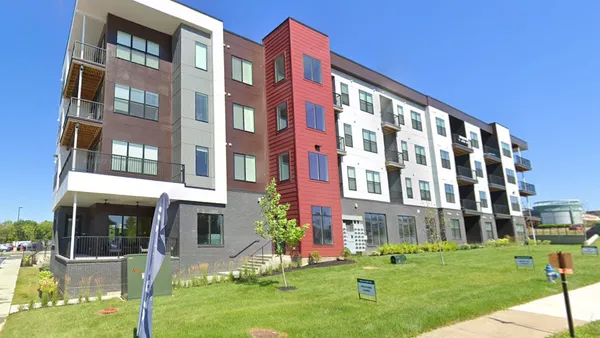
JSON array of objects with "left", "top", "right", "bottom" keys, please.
[
  {"left": 72, "top": 123, "right": 79, "bottom": 170},
  {"left": 80, "top": 14, "right": 86, "bottom": 59},
  {"left": 76, "top": 65, "right": 83, "bottom": 117},
  {"left": 70, "top": 192, "right": 78, "bottom": 259}
]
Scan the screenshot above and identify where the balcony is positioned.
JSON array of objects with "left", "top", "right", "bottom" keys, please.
[
  {"left": 385, "top": 150, "right": 405, "bottom": 170},
  {"left": 519, "top": 181, "right": 537, "bottom": 196},
  {"left": 452, "top": 134, "right": 473, "bottom": 155},
  {"left": 488, "top": 174, "right": 506, "bottom": 191},
  {"left": 333, "top": 92, "right": 343, "bottom": 112},
  {"left": 59, "top": 98, "right": 103, "bottom": 149},
  {"left": 64, "top": 41, "right": 106, "bottom": 101},
  {"left": 381, "top": 111, "right": 402, "bottom": 134},
  {"left": 456, "top": 166, "right": 477, "bottom": 185},
  {"left": 462, "top": 199, "right": 482, "bottom": 216},
  {"left": 492, "top": 204, "right": 511, "bottom": 217},
  {"left": 58, "top": 236, "right": 178, "bottom": 260},
  {"left": 514, "top": 155, "right": 532, "bottom": 171},
  {"left": 337, "top": 136, "right": 347, "bottom": 156},
  {"left": 483, "top": 146, "right": 502, "bottom": 164}
]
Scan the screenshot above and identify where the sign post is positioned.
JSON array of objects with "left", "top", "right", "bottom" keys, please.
[
  {"left": 549, "top": 252, "right": 575, "bottom": 338},
  {"left": 514, "top": 256, "right": 535, "bottom": 269},
  {"left": 581, "top": 245, "right": 599, "bottom": 256},
  {"left": 357, "top": 278, "right": 377, "bottom": 302}
]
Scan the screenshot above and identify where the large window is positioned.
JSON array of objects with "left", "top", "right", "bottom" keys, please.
[
  {"left": 440, "top": 150, "right": 451, "bottom": 169},
  {"left": 303, "top": 54, "right": 322, "bottom": 84},
  {"left": 450, "top": 219, "right": 461, "bottom": 239},
  {"left": 277, "top": 101, "right": 288, "bottom": 131},
  {"left": 362, "top": 129, "right": 378, "bottom": 153},
  {"left": 515, "top": 224, "right": 526, "bottom": 242},
  {"left": 234, "top": 153, "right": 256, "bottom": 182},
  {"left": 366, "top": 170, "right": 381, "bottom": 194},
  {"left": 405, "top": 178, "right": 413, "bottom": 199},
  {"left": 279, "top": 153, "right": 290, "bottom": 181},
  {"left": 401, "top": 141, "right": 409, "bottom": 161},
  {"left": 470, "top": 131, "right": 479, "bottom": 149},
  {"left": 340, "top": 82, "right": 350, "bottom": 105},
  {"left": 195, "top": 93, "right": 208, "bottom": 122},
  {"left": 436, "top": 117, "right": 447, "bottom": 136},
  {"left": 114, "top": 84, "right": 159, "bottom": 121},
  {"left": 195, "top": 146, "right": 209, "bottom": 176},
  {"left": 419, "top": 180, "right": 431, "bottom": 201},
  {"left": 116, "top": 31, "right": 159, "bottom": 69},
  {"left": 474, "top": 161, "right": 484, "bottom": 178},
  {"left": 411, "top": 111, "right": 422, "bottom": 131},
  {"left": 108, "top": 215, "right": 152, "bottom": 238},
  {"left": 445, "top": 184, "right": 455, "bottom": 203},
  {"left": 415, "top": 145, "right": 427, "bottom": 165},
  {"left": 359, "top": 90, "right": 373, "bottom": 113},
  {"left": 501, "top": 142, "right": 512, "bottom": 157},
  {"left": 233, "top": 104, "right": 255, "bottom": 133},
  {"left": 232, "top": 56, "right": 253, "bottom": 85},
  {"left": 505, "top": 168, "right": 516, "bottom": 184},
  {"left": 344, "top": 124, "right": 353, "bottom": 147},
  {"left": 510, "top": 196, "right": 520, "bottom": 211},
  {"left": 484, "top": 221, "right": 494, "bottom": 239},
  {"left": 111, "top": 140, "right": 158, "bottom": 175},
  {"left": 195, "top": 42, "right": 207, "bottom": 70},
  {"left": 347, "top": 166, "right": 357, "bottom": 191},
  {"left": 309, "top": 152, "right": 328, "bottom": 181},
  {"left": 312, "top": 206, "right": 332, "bottom": 245},
  {"left": 274, "top": 54, "right": 285, "bottom": 83},
  {"left": 197, "top": 213, "right": 223, "bottom": 245},
  {"left": 365, "top": 213, "right": 387, "bottom": 246},
  {"left": 479, "top": 191, "right": 488, "bottom": 208},
  {"left": 397, "top": 105, "right": 405, "bottom": 125},
  {"left": 398, "top": 216, "right": 417, "bottom": 244},
  {"left": 306, "top": 102, "right": 325, "bottom": 131}
]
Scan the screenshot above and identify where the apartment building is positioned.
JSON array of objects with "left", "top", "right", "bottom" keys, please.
[{"left": 51, "top": 0, "right": 536, "bottom": 292}]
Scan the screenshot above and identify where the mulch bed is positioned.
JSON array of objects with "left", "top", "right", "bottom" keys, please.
[
  {"left": 95, "top": 307, "right": 118, "bottom": 315},
  {"left": 260, "top": 259, "right": 355, "bottom": 278},
  {"left": 248, "top": 328, "right": 288, "bottom": 337}
]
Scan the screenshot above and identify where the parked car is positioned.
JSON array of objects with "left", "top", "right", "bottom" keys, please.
[
  {"left": 0, "top": 244, "right": 9, "bottom": 252},
  {"left": 569, "top": 224, "right": 584, "bottom": 231}
]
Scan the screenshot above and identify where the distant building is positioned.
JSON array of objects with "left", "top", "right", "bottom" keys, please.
[{"left": 533, "top": 200, "right": 584, "bottom": 225}]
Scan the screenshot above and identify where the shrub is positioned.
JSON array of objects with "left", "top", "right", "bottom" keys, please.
[
  {"left": 28, "top": 299, "right": 35, "bottom": 311},
  {"left": 39, "top": 263, "right": 50, "bottom": 272},
  {"left": 372, "top": 250, "right": 381, "bottom": 256},
  {"left": 308, "top": 251, "right": 321, "bottom": 264},
  {"left": 51, "top": 289, "right": 59, "bottom": 306},
  {"left": 378, "top": 241, "right": 460, "bottom": 255},
  {"left": 341, "top": 247, "right": 352, "bottom": 259},
  {"left": 537, "top": 224, "right": 571, "bottom": 229},
  {"left": 459, "top": 244, "right": 471, "bottom": 250},
  {"left": 41, "top": 292, "right": 49, "bottom": 307},
  {"left": 527, "top": 239, "right": 552, "bottom": 246}
]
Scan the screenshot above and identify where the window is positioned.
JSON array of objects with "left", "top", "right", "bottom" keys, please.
[
  {"left": 401, "top": 141, "right": 409, "bottom": 161},
  {"left": 303, "top": 54, "right": 322, "bottom": 83},
  {"left": 312, "top": 206, "right": 332, "bottom": 245},
  {"left": 474, "top": 161, "right": 484, "bottom": 178},
  {"left": 515, "top": 224, "right": 526, "bottom": 242},
  {"left": 347, "top": 166, "right": 357, "bottom": 191},
  {"left": 480, "top": 191, "right": 488, "bottom": 208},
  {"left": 343, "top": 124, "right": 353, "bottom": 147},
  {"left": 470, "top": 132, "right": 479, "bottom": 149},
  {"left": 366, "top": 170, "right": 381, "bottom": 194},
  {"left": 445, "top": 184, "right": 455, "bottom": 203},
  {"left": 440, "top": 150, "right": 451, "bottom": 169},
  {"left": 415, "top": 145, "right": 427, "bottom": 165},
  {"left": 309, "top": 152, "right": 328, "bottom": 181},
  {"left": 405, "top": 178, "right": 413, "bottom": 199},
  {"left": 397, "top": 105, "right": 405, "bottom": 125},
  {"left": 197, "top": 214, "right": 223, "bottom": 245},
  {"left": 506, "top": 168, "right": 516, "bottom": 184},
  {"left": 233, "top": 104, "right": 255, "bottom": 133},
  {"left": 411, "top": 111, "right": 422, "bottom": 131},
  {"left": 274, "top": 54, "right": 285, "bottom": 83},
  {"left": 398, "top": 216, "right": 417, "bottom": 244},
  {"left": 195, "top": 146, "right": 209, "bottom": 176},
  {"left": 340, "top": 83, "right": 349, "bottom": 105},
  {"left": 279, "top": 153, "right": 290, "bottom": 181},
  {"left": 362, "top": 129, "right": 377, "bottom": 153},
  {"left": 306, "top": 102, "right": 325, "bottom": 131},
  {"left": 114, "top": 84, "right": 159, "bottom": 121},
  {"left": 116, "top": 31, "right": 159, "bottom": 69},
  {"left": 510, "top": 196, "right": 520, "bottom": 211},
  {"left": 195, "top": 92, "right": 208, "bottom": 122},
  {"left": 419, "top": 180, "right": 431, "bottom": 201},
  {"left": 450, "top": 219, "right": 461, "bottom": 239},
  {"left": 276, "top": 102, "right": 288, "bottom": 131},
  {"left": 436, "top": 117, "right": 447, "bottom": 136},
  {"left": 484, "top": 222, "right": 494, "bottom": 239},
  {"left": 359, "top": 90, "right": 373, "bottom": 113},
  {"left": 111, "top": 140, "right": 158, "bottom": 175},
  {"left": 195, "top": 42, "right": 207, "bottom": 70},
  {"left": 232, "top": 56, "right": 253, "bottom": 85},
  {"left": 365, "top": 213, "right": 387, "bottom": 246},
  {"left": 234, "top": 153, "right": 256, "bottom": 182},
  {"left": 501, "top": 142, "right": 512, "bottom": 157}
]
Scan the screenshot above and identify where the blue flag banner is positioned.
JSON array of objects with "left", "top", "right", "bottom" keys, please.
[{"left": 136, "top": 193, "right": 170, "bottom": 338}]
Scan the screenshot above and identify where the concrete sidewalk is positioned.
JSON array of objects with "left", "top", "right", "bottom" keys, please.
[
  {"left": 419, "top": 282, "right": 600, "bottom": 337},
  {"left": 0, "top": 255, "right": 21, "bottom": 332}
]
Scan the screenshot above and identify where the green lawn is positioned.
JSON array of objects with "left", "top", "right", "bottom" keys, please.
[
  {"left": 2, "top": 245, "right": 600, "bottom": 338},
  {"left": 11, "top": 266, "right": 39, "bottom": 305},
  {"left": 552, "top": 321, "right": 600, "bottom": 338}
]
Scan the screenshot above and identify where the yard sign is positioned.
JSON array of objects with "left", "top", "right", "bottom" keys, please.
[
  {"left": 357, "top": 278, "right": 377, "bottom": 302},
  {"left": 514, "top": 256, "right": 535, "bottom": 269},
  {"left": 581, "top": 246, "right": 599, "bottom": 256}
]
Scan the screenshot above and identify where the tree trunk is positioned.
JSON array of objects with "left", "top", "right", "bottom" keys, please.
[
  {"left": 438, "top": 243, "right": 445, "bottom": 266},
  {"left": 279, "top": 253, "right": 287, "bottom": 287}
]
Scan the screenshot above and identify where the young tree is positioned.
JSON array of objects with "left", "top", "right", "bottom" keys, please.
[
  {"left": 255, "top": 179, "right": 309, "bottom": 288},
  {"left": 36, "top": 221, "right": 53, "bottom": 243},
  {"left": 425, "top": 210, "right": 446, "bottom": 266}
]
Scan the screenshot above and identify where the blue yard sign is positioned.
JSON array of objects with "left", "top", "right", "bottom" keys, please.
[{"left": 357, "top": 278, "right": 377, "bottom": 302}]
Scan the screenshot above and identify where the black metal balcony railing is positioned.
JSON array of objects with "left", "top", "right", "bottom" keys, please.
[
  {"left": 519, "top": 181, "right": 536, "bottom": 194},
  {"left": 385, "top": 150, "right": 404, "bottom": 165},
  {"left": 333, "top": 92, "right": 343, "bottom": 110},
  {"left": 484, "top": 146, "right": 501, "bottom": 158},
  {"left": 66, "top": 97, "right": 104, "bottom": 121},
  {"left": 514, "top": 155, "right": 532, "bottom": 169},
  {"left": 337, "top": 136, "right": 346, "bottom": 152},
  {"left": 461, "top": 199, "right": 481, "bottom": 212},
  {"left": 381, "top": 111, "right": 402, "bottom": 127},
  {"left": 493, "top": 204, "right": 510, "bottom": 215},
  {"left": 72, "top": 41, "right": 106, "bottom": 66},
  {"left": 58, "top": 149, "right": 185, "bottom": 187},
  {"left": 488, "top": 174, "right": 505, "bottom": 186},
  {"left": 452, "top": 134, "right": 471, "bottom": 148},
  {"left": 59, "top": 236, "right": 178, "bottom": 259},
  {"left": 456, "top": 166, "right": 475, "bottom": 179},
  {"left": 511, "top": 203, "right": 521, "bottom": 212}
]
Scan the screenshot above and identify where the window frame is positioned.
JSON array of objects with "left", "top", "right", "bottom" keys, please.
[
  {"left": 470, "top": 132, "right": 479, "bottom": 149},
  {"left": 436, "top": 117, "right": 447, "bottom": 136},
  {"left": 195, "top": 92, "right": 208, "bottom": 122},
  {"left": 232, "top": 55, "right": 253, "bottom": 85},
  {"left": 197, "top": 213, "right": 224, "bottom": 246},
  {"left": 419, "top": 180, "right": 431, "bottom": 201},
  {"left": 366, "top": 170, "right": 381, "bottom": 194},
  {"left": 340, "top": 82, "right": 350, "bottom": 105},
  {"left": 111, "top": 140, "right": 158, "bottom": 176},
  {"left": 358, "top": 90, "right": 374, "bottom": 113},
  {"left": 450, "top": 219, "right": 461, "bottom": 240},
  {"left": 302, "top": 54, "right": 322, "bottom": 84},
  {"left": 347, "top": 166, "right": 357, "bottom": 191},
  {"left": 308, "top": 152, "right": 329, "bottom": 182},
  {"left": 312, "top": 206, "right": 333, "bottom": 246},
  {"left": 506, "top": 168, "right": 516, "bottom": 184},
  {"left": 343, "top": 124, "right": 353, "bottom": 147},
  {"left": 415, "top": 145, "right": 427, "bottom": 165},
  {"left": 405, "top": 178, "right": 413, "bottom": 199},
  {"left": 362, "top": 129, "right": 378, "bottom": 153},
  {"left": 411, "top": 111, "right": 422, "bottom": 131},
  {"left": 116, "top": 30, "right": 160, "bottom": 70},
  {"left": 474, "top": 161, "right": 484, "bottom": 178},
  {"left": 195, "top": 42, "right": 208, "bottom": 71},
  {"left": 114, "top": 83, "right": 159, "bottom": 121},
  {"left": 397, "top": 105, "right": 405, "bottom": 125},
  {"left": 398, "top": 215, "right": 418, "bottom": 244},
  {"left": 445, "top": 184, "right": 455, "bottom": 203},
  {"left": 232, "top": 103, "right": 255, "bottom": 133},
  {"left": 305, "top": 101, "right": 325, "bottom": 131},
  {"left": 274, "top": 54, "right": 285, "bottom": 83},
  {"left": 276, "top": 101, "right": 288, "bottom": 131},
  {"left": 484, "top": 221, "right": 494, "bottom": 239},
  {"left": 440, "top": 150, "right": 451, "bottom": 169},
  {"left": 401, "top": 141, "right": 409, "bottom": 161},
  {"left": 233, "top": 153, "right": 256, "bottom": 183},
  {"left": 501, "top": 142, "right": 512, "bottom": 157},
  {"left": 278, "top": 152, "right": 290, "bottom": 182},
  {"left": 365, "top": 213, "right": 387, "bottom": 247},
  {"left": 195, "top": 146, "right": 209, "bottom": 177},
  {"left": 479, "top": 191, "right": 488, "bottom": 208}
]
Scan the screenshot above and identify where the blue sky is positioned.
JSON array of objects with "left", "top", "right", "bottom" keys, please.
[{"left": 1, "top": 0, "right": 598, "bottom": 222}]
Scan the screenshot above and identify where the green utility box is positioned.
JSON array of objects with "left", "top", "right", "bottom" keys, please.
[
  {"left": 390, "top": 254, "right": 407, "bottom": 265},
  {"left": 122, "top": 254, "right": 172, "bottom": 300}
]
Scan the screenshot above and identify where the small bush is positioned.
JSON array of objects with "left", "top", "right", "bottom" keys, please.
[
  {"left": 41, "top": 292, "right": 49, "bottom": 308},
  {"left": 51, "top": 289, "right": 59, "bottom": 306},
  {"left": 459, "top": 244, "right": 472, "bottom": 250},
  {"left": 28, "top": 299, "right": 35, "bottom": 311},
  {"left": 485, "top": 238, "right": 513, "bottom": 247},
  {"left": 378, "top": 241, "right": 459, "bottom": 255},
  {"left": 39, "top": 264, "right": 50, "bottom": 272},
  {"left": 372, "top": 250, "right": 381, "bottom": 256},
  {"left": 308, "top": 251, "right": 321, "bottom": 264},
  {"left": 527, "top": 239, "right": 552, "bottom": 246},
  {"left": 537, "top": 224, "right": 571, "bottom": 229},
  {"left": 341, "top": 247, "right": 352, "bottom": 259}
]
